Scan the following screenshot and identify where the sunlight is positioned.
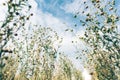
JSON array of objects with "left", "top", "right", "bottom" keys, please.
[{"left": 82, "top": 68, "right": 92, "bottom": 80}]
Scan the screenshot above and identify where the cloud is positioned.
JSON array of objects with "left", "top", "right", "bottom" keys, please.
[
  {"left": 0, "top": 0, "right": 8, "bottom": 22},
  {"left": 62, "top": 0, "right": 89, "bottom": 15}
]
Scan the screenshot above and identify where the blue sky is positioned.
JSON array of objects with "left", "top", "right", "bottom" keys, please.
[
  {"left": 35, "top": 0, "right": 81, "bottom": 28},
  {"left": 35, "top": 0, "right": 73, "bottom": 18}
]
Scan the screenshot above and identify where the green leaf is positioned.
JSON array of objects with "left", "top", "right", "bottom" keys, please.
[
  {"left": 107, "top": 17, "right": 112, "bottom": 23},
  {"left": 65, "top": 29, "right": 69, "bottom": 31},
  {"left": 74, "top": 15, "right": 77, "bottom": 18}
]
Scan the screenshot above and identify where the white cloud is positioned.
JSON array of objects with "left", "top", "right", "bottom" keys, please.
[
  {"left": 62, "top": 0, "right": 90, "bottom": 15},
  {"left": 62, "top": 0, "right": 82, "bottom": 14},
  {"left": 0, "top": 0, "right": 8, "bottom": 22}
]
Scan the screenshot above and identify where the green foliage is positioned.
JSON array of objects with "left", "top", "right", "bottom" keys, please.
[
  {"left": 0, "top": 0, "right": 32, "bottom": 79},
  {"left": 77, "top": 0, "right": 120, "bottom": 79}
]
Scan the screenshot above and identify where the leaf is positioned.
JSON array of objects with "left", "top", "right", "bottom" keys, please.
[
  {"left": 107, "top": 17, "right": 112, "bottom": 23},
  {"left": 76, "top": 57, "right": 78, "bottom": 59},
  {"left": 74, "top": 15, "right": 77, "bottom": 18},
  {"left": 71, "top": 29, "right": 73, "bottom": 32},
  {"left": 65, "top": 29, "right": 69, "bottom": 31},
  {"left": 74, "top": 24, "right": 77, "bottom": 27}
]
